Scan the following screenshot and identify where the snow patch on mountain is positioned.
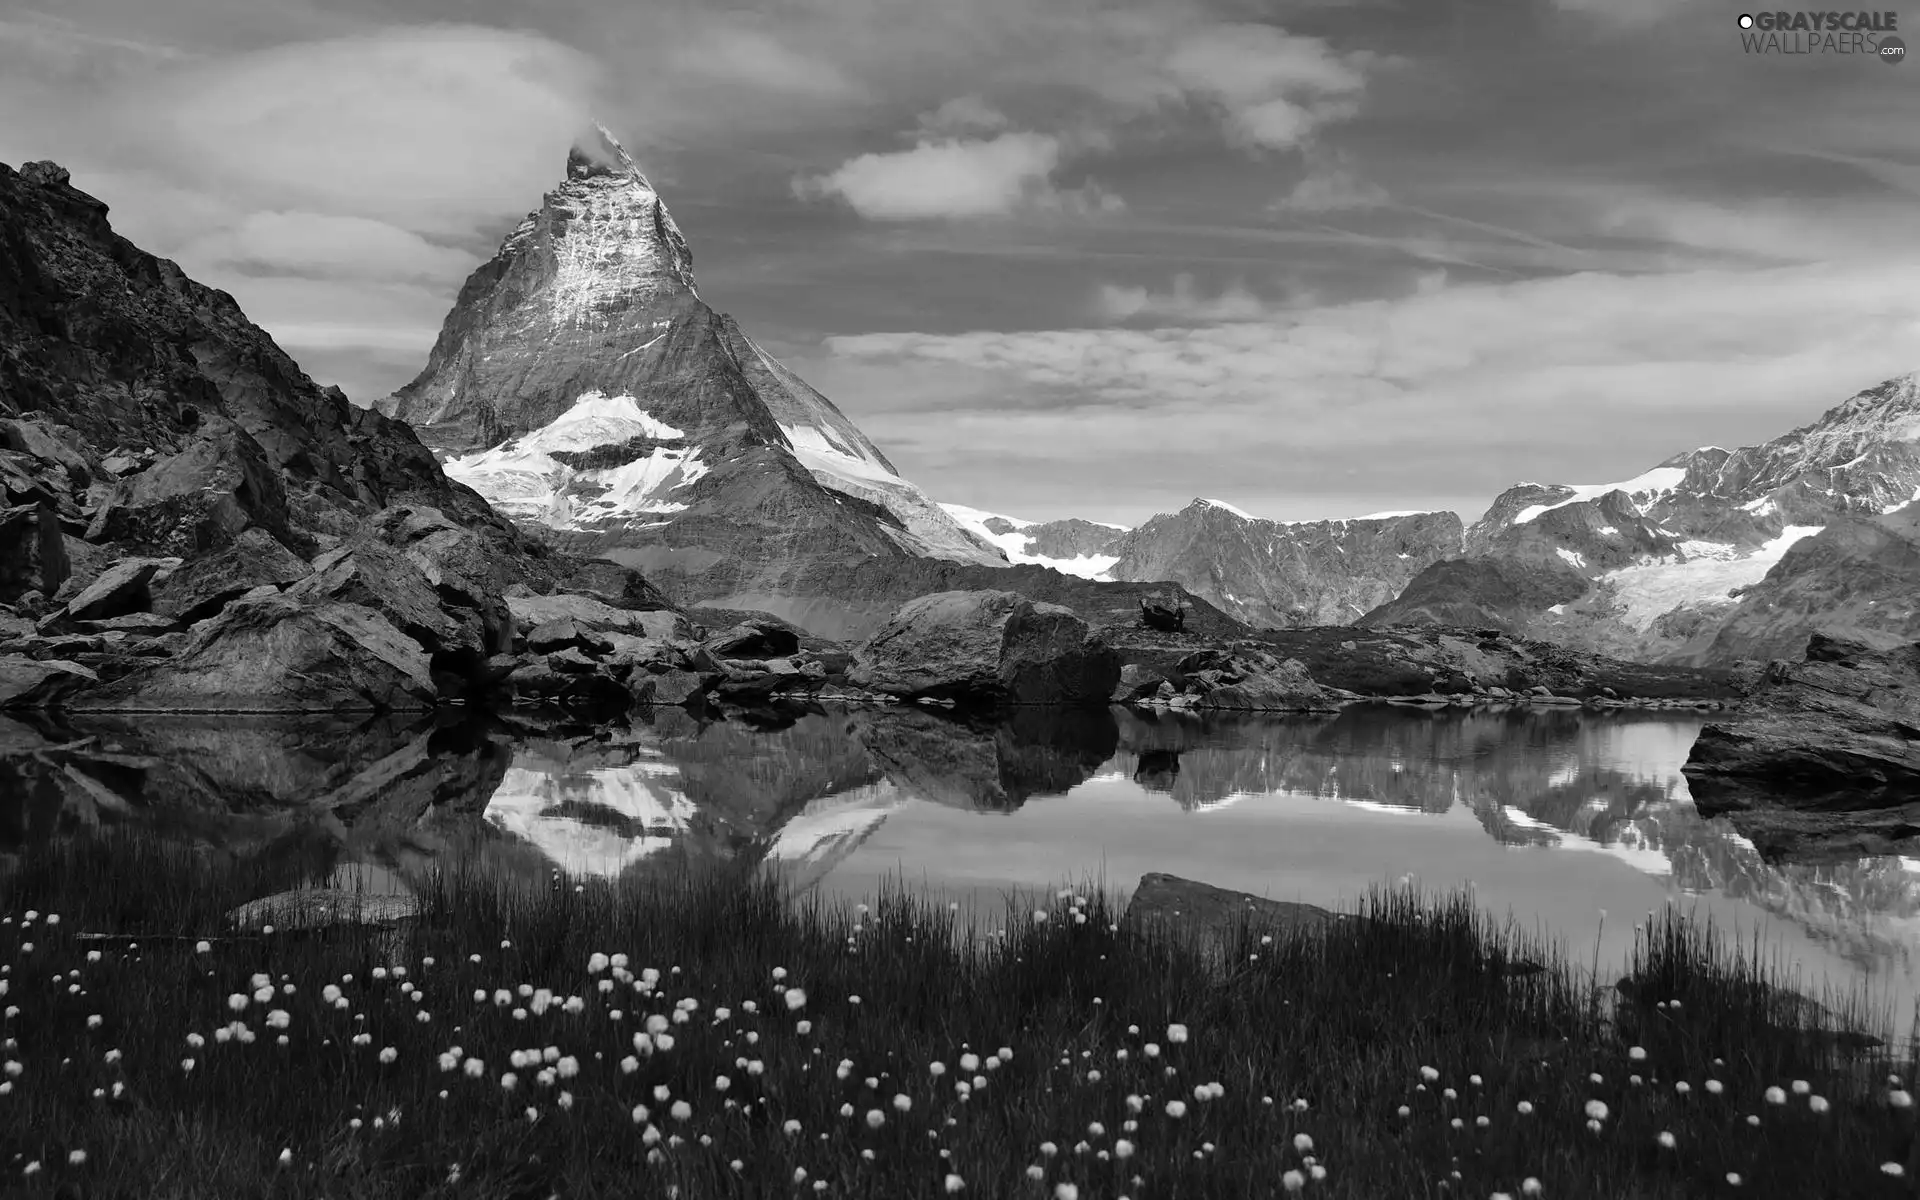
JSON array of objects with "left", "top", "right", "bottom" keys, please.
[
  {"left": 938, "top": 502, "right": 1124, "bottom": 580},
  {"left": 442, "top": 391, "right": 707, "bottom": 529},
  {"left": 1598, "top": 525, "right": 1823, "bottom": 631},
  {"left": 1197, "top": 497, "right": 1258, "bottom": 520},
  {"left": 1512, "top": 467, "right": 1689, "bottom": 525}
]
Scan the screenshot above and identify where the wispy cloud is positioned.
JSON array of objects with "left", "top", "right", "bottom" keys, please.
[
  {"left": 1160, "top": 23, "right": 1372, "bottom": 153},
  {"left": 793, "top": 128, "right": 1122, "bottom": 220}
]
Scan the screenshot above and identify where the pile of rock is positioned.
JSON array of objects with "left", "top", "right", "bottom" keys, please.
[{"left": 1110, "top": 647, "right": 1339, "bottom": 712}]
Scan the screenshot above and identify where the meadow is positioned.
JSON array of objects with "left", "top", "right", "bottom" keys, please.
[{"left": 0, "top": 831, "right": 1914, "bottom": 1199}]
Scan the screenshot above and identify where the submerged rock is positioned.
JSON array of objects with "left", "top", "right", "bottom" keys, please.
[{"left": 850, "top": 589, "right": 1121, "bottom": 705}]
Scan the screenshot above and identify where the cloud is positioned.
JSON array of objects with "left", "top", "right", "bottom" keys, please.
[
  {"left": 1096, "top": 273, "right": 1282, "bottom": 322},
  {"left": 1161, "top": 23, "right": 1370, "bottom": 153},
  {"left": 917, "top": 95, "right": 1011, "bottom": 136},
  {"left": 174, "top": 211, "right": 477, "bottom": 282},
  {"left": 794, "top": 130, "right": 1122, "bottom": 220},
  {"left": 816, "top": 253, "right": 1920, "bottom": 519},
  {"left": 130, "top": 25, "right": 602, "bottom": 237},
  {"left": 1548, "top": 0, "right": 1686, "bottom": 28},
  {"left": 1272, "top": 163, "right": 1388, "bottom": 213},
  {"left": 673, "top": 17, "right": 867, "bottom": 103}
]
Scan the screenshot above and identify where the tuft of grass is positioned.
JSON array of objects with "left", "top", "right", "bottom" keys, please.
[{"left": 0, "top": 830, "right": 1913, "bottom": 1199}]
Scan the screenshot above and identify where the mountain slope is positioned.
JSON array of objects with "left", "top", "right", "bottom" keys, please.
[{"left": 383, "top": 126, "right": 1003, "bottom": 608}]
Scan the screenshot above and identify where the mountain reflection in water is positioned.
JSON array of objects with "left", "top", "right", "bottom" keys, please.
[{"left": 4, "top": 702, "right": 1918, "bottom": 1025}]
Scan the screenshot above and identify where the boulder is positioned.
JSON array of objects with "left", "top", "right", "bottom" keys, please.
[
  {"left": 850, "top": 590, "right": 1122, "bottom": 706},
  {"left": 73, "top": 612, "right": 180, "bottom": 636},
  {"left": 85, "top": 415, "right": 291, "bottom": 555},
  {"left": 632, "top": 669, "right": 707, "bottom": 707},
  {"left": 0, "top": 656, "right": 97, "bottom": 709},
  {"left": 1683, "top": 634, "right": 1920, "bottom": 815},
  {"left": 526, "top": 618, "right": 613, "bottom": 656},
  {"left": 61, "top": 556, "right": 173, "bottom": 622},
  {"left": 288, "top": 539, "right": 488, "bottom": 672},
  {"left": 507, "top": 592, "right": 687, "bottom": 639},
  {"left": 1175, "top": 648, "right": 1337, "bottom": 712},
  {"left": 704, "top": 620, "right": 801, "bottom": 660},
  {"left": 346, "top": 505, "right": 513, "bottom": 656},
  {"left": 499, "top": 654, "right": 631, "bottom": 709},
  {"left": 67, "top": 592, "right": 437, "bottom": 712},
  {"left": 552, "top": 557, "right": 673, "bottom": 612},
  {"left": 1121, "top": 873, "right": 1352, "bottom": 946},
  {"left": 150, "top": 527, "right": 312, "bottom": 623},
  {"left": 1139, "top": 596, "right": 1187, "bottom": 633},
  {"left": 1112, "top": 663, "right": 1171, "bottom": 704},
  {"left": 0, "top": 502, "right": 69, "bottom": 603},
  {"left": 0, "top": 418, "right": 94, "bottom": 489}
]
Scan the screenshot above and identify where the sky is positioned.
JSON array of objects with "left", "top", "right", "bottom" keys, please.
[{"left": 2, "top": 0, "right": 1918, "bottom": 526}]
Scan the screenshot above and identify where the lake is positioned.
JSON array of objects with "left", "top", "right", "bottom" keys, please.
[{"left": 4, "top": 702, "right": 1917, "bottom": 1034}]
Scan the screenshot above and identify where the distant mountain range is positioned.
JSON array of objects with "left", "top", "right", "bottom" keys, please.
[
  {"left": 945, "top": 371, "right": 1920, "bottom": 665},
  {"left": 374, "top": 127, "right": 1920, "bottom": 666}
]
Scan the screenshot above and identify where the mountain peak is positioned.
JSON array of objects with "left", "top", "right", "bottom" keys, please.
[{"left": 567, "top": 122, "right": 649, "bottom": 185}]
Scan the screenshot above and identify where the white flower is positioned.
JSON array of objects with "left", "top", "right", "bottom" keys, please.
[
  {"left": 1167, "top": 1023, "right": 1189, "bottom": 1043},
  {"left": 1628, "top": 1046, "right": 1646, "bottom": 1061},
  {"left": 1165, "top": 1100, "right": 1187, "bottom": 1118},
  {"left": 379, "top": 1047, "right": 398, "bottom": 1064},
  {"left": 893, "top": 1094, "right": 912, "bottom": 1112},
  {"left": 1293, "top": 1133, "right": 1313, "bottom": 1154},
  {"left": 277, "top": 1148, "right": 293, "bottom": 1167},
  {"left": 1790, "top": 1079, "right": 1810, "bottom": 1095},
  {"left": 670, "top": 1100, "right": 692, "bottom": 1121},
  {"left": 1657, "top": 1131, "right": 1676, "bottom": 1148},
  {"left": 1584, "top": 1099, "right": 1608, "bottom": 1122},
  {"left": 1053, "top": 1185, "right": 1078, "bottom": 1200},
  {"left": 1706, "top": 1079, "right": 1724, "bottom": 1095},
  {"left": 1419, "top": 1065, "right": 1439, "bottom": 1082},
  {"left": 1883, "top": 1163, "right": 1907, "bottom": 1177},
  {"left": 589, "top": 953, "right": 610, "bottom": 974},
  {"left": 1808, "top": 1095, "right": 1829, "bottom": 1114},
  {"left": 1765, "top": 1086, "right": 1786, "bottom": 1105},
  {"left": 227, "top": 994, "right": 247, "bottom": 1012},
  {"left": 785, "top": 989, "right": 807, "bottom": 1011},
  {"left": 944, "top": 1175, "right": 965, "bottom": 1193},
  {"left": 1891, "top": 1090, "right": 1913, "bottom": 1109},
  {"left": 1282, "top": 1170, "right": 1305, "bottom": 1193},
  {"left": 68, "top": 1150, "right": 85, "bottom": 1166}
]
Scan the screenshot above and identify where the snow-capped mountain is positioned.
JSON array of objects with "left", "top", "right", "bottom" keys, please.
[
  {"left": 1366, "top": 370, "right": 1920, "bottom": 662},
  {"left": 943, "top": 496, "right": 1462, "bottom": 628},
  {"left": 382, "top": 125, "right": 1003, "bottom": 608}
]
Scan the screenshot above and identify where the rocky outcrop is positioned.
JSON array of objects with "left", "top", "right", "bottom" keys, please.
[
  {"left": 1107, "top": 500, "right": 1464, "bottom": 628},
  {"left": 380, "top": 126, "right": 1001, "bottom": 609},
  {"left": 1683, "top": 635, "right": 1920, "bottom": 850},
  {"left": 0, "top": 501, "right": 68, "bottom": 602},
  {"left": 150, "top": 527, "right": 312, "bottom": 623},
  {"left": 1172, "top": 647, "right": 1336, "bottom": 712},
  {"left": 67, "top": 591, "right": 438, "bottom": 713},
  {"left": 850, "top": 590, "right": 1121, "bottom": 706}
]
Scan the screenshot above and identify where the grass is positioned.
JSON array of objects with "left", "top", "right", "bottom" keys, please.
[{"left": 0, "top": 831, "right": 1915, "bottom": 1199}]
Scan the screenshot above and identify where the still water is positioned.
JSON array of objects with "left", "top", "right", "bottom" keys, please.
[{"left": 5, "top": 702, "right": 1917, "bottom": 1030}]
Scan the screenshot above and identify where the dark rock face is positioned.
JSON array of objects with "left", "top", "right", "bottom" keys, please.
[
  {"left": 0, "top": 657, "right": 95, "bottom": 708},
  {"left": 289, "top": 539, "right": 495, "bottom": 673},
  {"left": 850, "top": 590, "right": 1122, "bottom": 705},
  {"left": 0, "top": 502, "right": 69, "bottom": 602},
  {"left": 61, "top": 556, "right": 172, "bottom": 623},
  {"left": 150, "top": 527, "right": 312, "bottom": 623},
  {"left": 1683, "top": 635, "right": 1920, "bottom": 822},
  {"left": 1107, "top": 500, "right": 1464, "bottom": 629},
  {"left": 85, "top": 415, "right": 293, "bottom": 555},
  {"left": 1015, "top": 517, "right": 1129, "bottom": 561},
  {"left": 380, "top": 128, "right": 1000, "bottom": 608}
]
